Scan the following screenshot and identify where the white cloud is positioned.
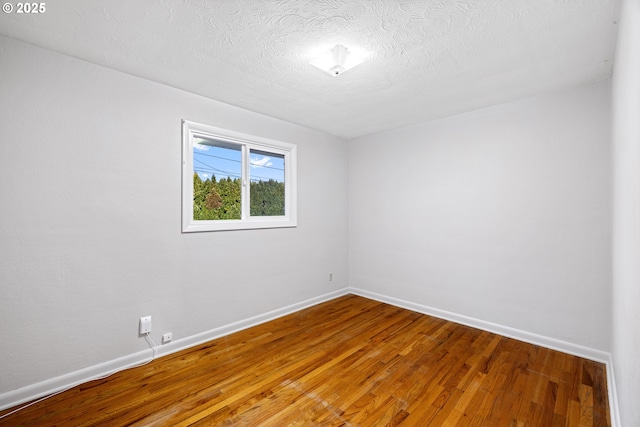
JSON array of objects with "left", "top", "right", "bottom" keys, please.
[
  {"left": 250, "top": 156, "right": 273, "bottom": 168},
  {"left": 193, "top": 138, "right": 211, "bottom": 151}
]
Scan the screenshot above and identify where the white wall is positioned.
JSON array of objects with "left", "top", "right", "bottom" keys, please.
[
  {"left": 612, "top": 0, "right": 640, "bottom": 425},
  {"left": 0, "top": 36, "right": 348, "bottom": 398},
  {"left": 0, "top": 28, "right": 625, "bottom": 419},
  {"left": 349, "top": 80, "right": 612, "bottom": 352}
]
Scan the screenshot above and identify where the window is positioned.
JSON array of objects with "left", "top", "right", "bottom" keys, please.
[{"left": 182, "top": 120, "right": 297, "bottom": 232}]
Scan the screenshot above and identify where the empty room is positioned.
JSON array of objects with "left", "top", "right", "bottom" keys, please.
[{"left": 0, "top": 0, "right": 638, "bottom": 426}]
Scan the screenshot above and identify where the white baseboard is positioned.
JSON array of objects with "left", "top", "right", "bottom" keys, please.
[
  {"left": 605, "top": 354, "right": 622, "bottom": 427},
  {"left": 348, "top": 287, "right": 620, "bottom": 427},
  {"left": 348, "top": 287, "right": 609, "bottom": 361},
  {"left": 0, "top": 347, "right": 158, "bottom": 413},
  {"left": 1, "top": 287, "right": 620, "bottom": 427},
  {"left": 0, "top": 288, "right": 350, "bottom": 412},
  {"left": 153, "top": 288, "right": 349, "bottom": 361}
]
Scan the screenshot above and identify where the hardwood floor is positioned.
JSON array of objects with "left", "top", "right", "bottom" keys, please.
[{"left": 0, "top": 295, "right": 610, "bottom": 426}]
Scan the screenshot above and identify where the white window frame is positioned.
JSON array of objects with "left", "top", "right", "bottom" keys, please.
[{"left": 182, "top": 120, "right": 297, "bottom": 232}]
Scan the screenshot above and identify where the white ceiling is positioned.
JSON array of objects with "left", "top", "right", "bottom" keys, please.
[{"left": 0, "top": 0, "right": 619, "bottom": 139}]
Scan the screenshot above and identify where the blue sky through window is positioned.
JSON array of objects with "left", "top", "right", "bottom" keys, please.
[{"left": 194, "top": 137, "right": 284, "bottom": 183}]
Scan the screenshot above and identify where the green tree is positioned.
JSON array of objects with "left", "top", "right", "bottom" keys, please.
[
  {"left": 194, "top": 176, "right": 283, "bottom": 220},
  {"left": 193, "top": 174, "right": 241, "bottom": 220},
  {"left": 250, "top": 180, "right": 285, "bottom": 216}
]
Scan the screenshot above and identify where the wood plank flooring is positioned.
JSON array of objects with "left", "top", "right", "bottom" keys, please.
[{"left": 0, "top": 295, "right": 610, "bottom": 426}]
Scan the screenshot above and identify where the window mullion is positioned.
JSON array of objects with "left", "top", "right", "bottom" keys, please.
[{"left": 241, "top": 144, "right": 250, "bottom": 220}]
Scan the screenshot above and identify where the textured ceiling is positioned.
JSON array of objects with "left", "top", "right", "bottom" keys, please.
[{"left": 0, "top": 0, "right": 619, "bottom": 139}]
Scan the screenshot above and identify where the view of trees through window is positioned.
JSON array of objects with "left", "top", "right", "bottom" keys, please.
[{"left": 192, "top": 138, "right": 285, "bottom": 220}]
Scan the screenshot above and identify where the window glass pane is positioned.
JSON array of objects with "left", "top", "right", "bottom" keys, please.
[
  {"left": 192, "top": 137, "right": 241, "bottom": 220},
  {"left": 182, "top": 120, "right": 296, "bottom": 232},
  {"left": 249, "top": 149, "right": 285, "bottom": 216}
]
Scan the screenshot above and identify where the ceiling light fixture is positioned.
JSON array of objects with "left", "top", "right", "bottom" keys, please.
[{"left": 310, "top": 44, "right": 364, "bottom": 77}]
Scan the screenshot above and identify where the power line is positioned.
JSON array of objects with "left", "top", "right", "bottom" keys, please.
[
  {"left": 195, "top": 169, "right": 283, "bottom": 184},
  {"left": 194, "top": 165, "right": 283, "bottom": 183},
  {"left": 194, "top": 151, "right": 284, "bottom": 171},
  {"left": 249, "top": 162, "right": 284, "bottom": 172},
  {"left": 194, "top": 151, "right": 241, "bottom": 163},
  {"left": 194, "top": 158, "right": 242, "bottom": 178},
  {"left": 194, "top": 156, "right": 283, "bottom": 182}
]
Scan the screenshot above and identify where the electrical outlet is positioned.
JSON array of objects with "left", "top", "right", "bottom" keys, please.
[
  {"left": 162, "top": 333, "right": 172, "bottom": 344},
  {"left": 139, "top": 316, "right": 152, "bottom": 334},
  {"left": 329, "top": 273, "right": 333, "bottom": 281}
]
